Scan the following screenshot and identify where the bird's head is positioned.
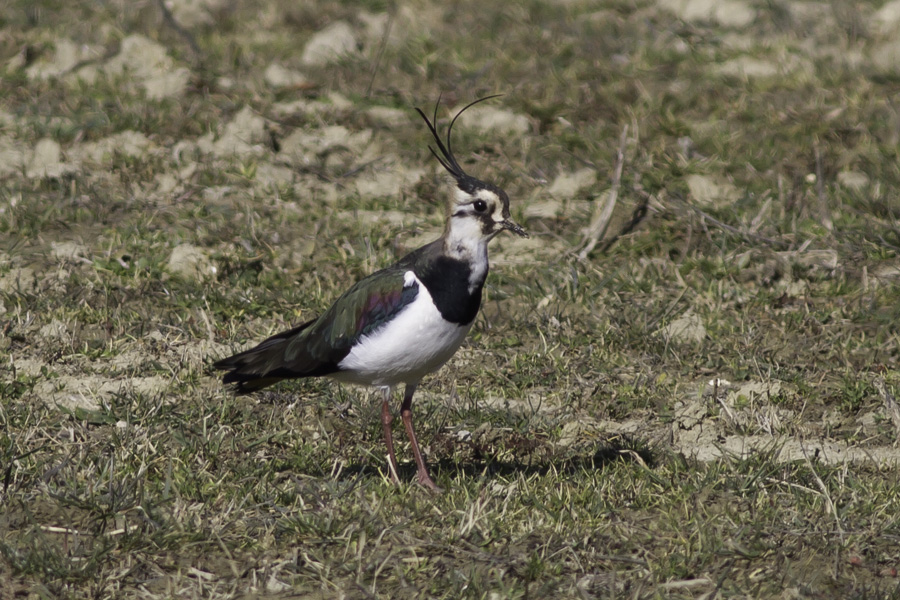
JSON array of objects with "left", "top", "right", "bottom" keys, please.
[{"left": 416, "top": 97, "right": 528, "bottom": 242}]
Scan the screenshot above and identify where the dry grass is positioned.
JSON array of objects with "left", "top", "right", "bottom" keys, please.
[{"left": 2, "top": 0, "right": 900, "bottom": 597}]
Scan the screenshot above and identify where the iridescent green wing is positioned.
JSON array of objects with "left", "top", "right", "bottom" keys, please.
[{"left": 282, "top": 266, "right": 419, "bottom": 372}]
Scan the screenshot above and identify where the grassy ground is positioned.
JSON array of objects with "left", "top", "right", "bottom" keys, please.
[{"left": 2, "top": 0, "right": 900, "bottom": 597}]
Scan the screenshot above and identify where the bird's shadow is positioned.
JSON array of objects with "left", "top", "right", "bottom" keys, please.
[{"left": 327, "top": 434, "right": 658, "bottom": 489}]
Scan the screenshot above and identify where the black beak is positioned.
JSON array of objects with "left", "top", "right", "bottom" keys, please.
[{"left": 501, "top": 219, "right": 528, "bottom": 238}]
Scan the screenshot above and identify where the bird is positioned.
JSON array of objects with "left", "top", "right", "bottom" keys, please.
[{"left": 213, "top": 96, "right": 527, "bottom": 491}]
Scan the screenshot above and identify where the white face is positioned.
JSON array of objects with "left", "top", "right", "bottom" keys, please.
[
  {"left": 452, "top": 187, "right": 507, "bottom": 238},
  {"left": 444, "top": 181, "right": 526, "bottom": 285}
]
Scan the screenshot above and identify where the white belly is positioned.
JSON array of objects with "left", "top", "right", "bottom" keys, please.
[{"left": 335, "top": 273, "right": 473, "bottom": 387}]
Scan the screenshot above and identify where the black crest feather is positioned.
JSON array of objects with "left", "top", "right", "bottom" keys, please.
[{"left": 415, "top": 95, "right": 503, "bottom": 181}]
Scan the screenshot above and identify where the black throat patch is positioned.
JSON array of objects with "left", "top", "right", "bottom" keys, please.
[{"left": 414, "top": 255, "right": 485, "bottom": 325}]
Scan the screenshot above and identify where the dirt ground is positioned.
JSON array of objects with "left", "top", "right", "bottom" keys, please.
[{"left": 2, "top": 0, "right": 900, "bottom": 598}]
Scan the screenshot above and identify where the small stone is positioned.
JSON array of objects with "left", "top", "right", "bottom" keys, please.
[
  {"left": 460, "top": 106, "right": 530, "bottom": 136},
  {"left": 856, "top": 411, "right": 878, "bottom": 428},
  {"left": 658, "top": 311, "right": 706, "bottom": 344},
  {"left": 358, "top": 11, "right": 392, "bottom": 45},
  {"left": 167, "top": 244, "right": 216, "bottom": 281},
  {"left": 39, "top": 319, "right": 70, "bottom": 342},
  {"left": 716, "top": 57, "right": 779, "bottom": 78},
  {"left": 872, "top": 0, "right": 900, "bottom": 34},
  {"left": 717, "top": 53, "right": 813, "bottom": 80},
  {"left": 547, "top": 168, "right": 597, "bottom": 199},
  {"left": 779, "top": 279, "right": 809, "bottom": 298},
  {"left": 711, "top": 0, "right": 755, "bottom": 27},
  {"left": 301, "top": 21, "right": 359, "bottom": 66},
  {"left": 165, "top": 0, "right": 231, "bottom": 28},
  {"left": 51, "top": 241, "right": 88, "bottom": 262},
  {"left": 837, "top": 171, "right": 869, "bottom": 190},
  {"left": 365, "top": 106, "right": 410, "bottom": 128},
  {"left": 263, "top": 63, "right": 310, "bottom": 88},
  {"left": 657, "top": 0, "right": 755, "bottom": 27},
  {"left": 197, "top": 106, "right": 269, "bottom": 158},
  {"left": 280, "top": 125, "right": 373, "bottom": 165},
  {"left": 254, "top": 163, "right": 295, "bottom": 186},
  {"left": 686, "top": 174, "right": 740, "bottom": 208},
  {"left": 0, "top": 136, "right": 25, "bottom": 177},
  {"left": 354, "top": 167, "right": 424, "bottom": 198},
  {"left": 781, "top": 249, "right": 838, "bottom": 272},
  {"left": 325, "top": 91, "right": 353, "bottom": 111},
  {"left": 272, "top": 92, "right": 352, "bottom": 119},
  {"left": 75, "top": 131, "right": 151, "bottom": 164},
  {"left": 100, "top": 34, "right": 190, "bottom": 99},
  {"left": 26, "top": 138, "right": 78, "bottom": 179},
  {"left": 871, "top": 39, "right": 900, "bottom": 74},
  {"left": 873, "top": 265, "right": 900, "bottom": 281},
  {"left": 26, "top": 38, "right": 102, "bottom": 80},
  {"left": 677, "top": 136, "right": 696, "bottom": 157},
  {"left": 524, "top": 199, "right": 563, "bottom": 219},
  {"left": 728, "top": 381, "right": 781, "bottom": 403},
  {"left": 0, "top": 268, "right": 37, "bottom": 293},
  {"left": 266, "top": 574, "right": 291, "bottom": 594}
]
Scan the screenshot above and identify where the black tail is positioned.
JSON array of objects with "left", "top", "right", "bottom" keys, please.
[{"left": 214, "top": 319, "right": 319, "bottom": 394}]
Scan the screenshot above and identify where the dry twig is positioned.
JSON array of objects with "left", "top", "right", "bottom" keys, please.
[
  {"left": 814, "top": 143, "right": 833, "bottom": 232},
  {"left": 578, "top": 125, "right": 628, "bottom": 260},
  {"left": 671, "top": 196, "right": 790, "bottom": 249},
  {"left": 873, "top": 377, "right": 900, "bottom": 440},
  {"left": 596, "top": 189, "right": 652, "bottom": 254},
  {"left": 799, "top": 442, "right": 845, "bottom": 544},
  {"left": 366, "top": 10, "right": 395, "bottom": 97},
  {"left": 157, "top": 0, "right": 203, "bottom": 64}
]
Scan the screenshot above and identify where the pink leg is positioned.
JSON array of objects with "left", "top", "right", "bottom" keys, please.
[
  {"left": 400, "top": 383, "right": 442, "bottom": 492},
  {"left": 380, "top": 387, "right": 400, "bottom": 485}
]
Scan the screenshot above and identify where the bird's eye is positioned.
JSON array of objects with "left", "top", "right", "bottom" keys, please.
[{"left": 473, "top": 200, "right": 488, "bottom": 212}]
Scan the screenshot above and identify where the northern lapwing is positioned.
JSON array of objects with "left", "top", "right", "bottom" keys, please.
[{"left": 214, "top": 97, "right": 527, "bottom": 491}]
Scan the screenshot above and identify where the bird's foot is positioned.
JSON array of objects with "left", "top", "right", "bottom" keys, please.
[{"left": 416, "top": 471, "right": 443, "bottom": 493}]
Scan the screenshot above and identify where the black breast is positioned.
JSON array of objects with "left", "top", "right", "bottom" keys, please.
[{"left": 415, "top": 255, "right": 484, "bottom": 325}]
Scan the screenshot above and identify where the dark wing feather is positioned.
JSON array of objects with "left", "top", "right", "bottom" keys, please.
[{"left": 214, "top": 266, "right": 419, "bottom": 393}]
